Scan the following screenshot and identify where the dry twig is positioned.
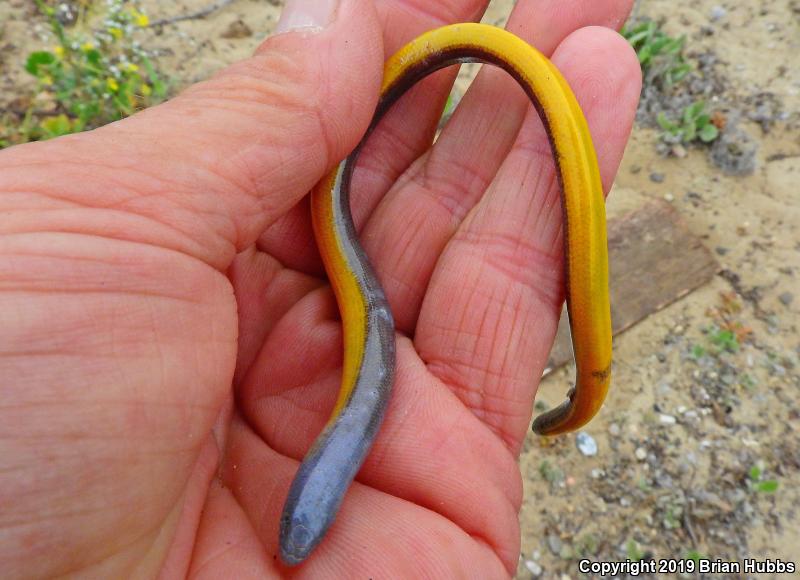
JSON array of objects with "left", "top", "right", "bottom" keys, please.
[{"left": 149, "top": 0, "right": 236, "bottom": 27}]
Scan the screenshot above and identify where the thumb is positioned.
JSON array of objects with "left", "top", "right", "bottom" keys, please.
[{"left": 0, "top": 0, "right": 383, "bottom": 269}]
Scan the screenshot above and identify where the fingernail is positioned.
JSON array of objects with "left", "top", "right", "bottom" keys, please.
[{"left": 275, "top": 0, "right": 340, "bottom": 34}]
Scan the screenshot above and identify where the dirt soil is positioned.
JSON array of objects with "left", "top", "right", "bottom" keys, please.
[{"left": 1, "top": 1, "right": 798, "bottom": 578}]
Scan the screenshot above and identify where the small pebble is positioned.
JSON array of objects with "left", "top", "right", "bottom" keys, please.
[
  {"left": 659, "top": 414, "right": 677, "bottom": 425},
  {"left": 630, "top": 164, "right": 642, "bottom": 174},
  {"left": 686, "top": 191, "right": 703, "bottom": 203},
  {"left": 576, "top": 432, "right": 598, "bottom": 456},
  {"left": 635, "top": 447, "right": 648, "bottom": 461},
  {"left": 590, "top": 468, "right": 605, "bottom": 479},
  {"left": 650, "top": 172, "right": 665, "bottom": 183},
  {"left": 595, "top": 498, "right": 608, "bottom": 513},
  {"left": 547, "top": 534, "right": 563, "bottom": 555},
  {"left": 525, "top": 560, "right": 543, "bottom": 577},
  {"left": 710, "top": 5, "right": 727, "bottom": 21},
  {"left": 716, "top": 247, "right": 729, "bottom": 255},
  {"left": 221, "top": 19, "right": 253, "bottom": 39},
  {"left": 779, "top": 292, "right": 794, "bottom": 306},
  {"left": 664, "top": 192, "right": 675, "bottom": 202},
  {"left": 608, "top": 423, "right": 621, "bottom": 437},
  {"left": 671, "top": 144, "right": 688, "bottom": 158}
]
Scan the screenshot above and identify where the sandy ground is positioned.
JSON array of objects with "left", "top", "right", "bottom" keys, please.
[{"left": 1, "top": 0, "right": 798, "bottom": 578}]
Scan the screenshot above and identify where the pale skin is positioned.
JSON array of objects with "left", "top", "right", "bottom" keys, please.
[{"left": 0, "top": 0, "right": 640, "bottom": 577}]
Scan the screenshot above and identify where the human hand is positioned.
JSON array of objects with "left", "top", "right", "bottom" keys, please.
[{"left": 0, "top": 0, "right": 640, "bottom": 577}]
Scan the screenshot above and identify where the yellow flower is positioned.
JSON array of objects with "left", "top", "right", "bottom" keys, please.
[
  {"left": 41, "top": 75, "right": 53, "bottom": 86},
  {"left": 106, "top": 77, "right": 119, "bottom": 92},
  {"left": 53, "top": 46, "right": 65, "bottom": 58},
  {"left": 109, "top": 27, "right": 123, "bottom": 40},
  {"left": 125, "top": 62, "right": 139, "bottom": 73},
  {"left": 140, "top": 83, "right": 152, "bottom": 96},
  {"left": 130, "top": 8, "right": 149, "bottom": 27},
  {"left": 81, "top": 42, "right": 95, "bottom": 52}
]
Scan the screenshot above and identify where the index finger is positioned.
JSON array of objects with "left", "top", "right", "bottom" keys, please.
[{"left": 255, "top": 0, "right": 490, "bottom": 270}]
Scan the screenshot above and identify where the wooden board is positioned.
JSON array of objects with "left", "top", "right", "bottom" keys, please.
[{"left": 545, "top": 199, "right": 720, "bottom": 374}]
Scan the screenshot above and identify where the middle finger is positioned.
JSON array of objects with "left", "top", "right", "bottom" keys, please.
[{"left": 360, "top": 0, "right": 632, "bottom": 333}]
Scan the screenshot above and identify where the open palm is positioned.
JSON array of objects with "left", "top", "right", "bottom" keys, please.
[{"left": 0, "top": 0, "right": 639, "bottom": 578}]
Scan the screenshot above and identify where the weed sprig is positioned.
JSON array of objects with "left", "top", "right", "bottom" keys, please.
[
  {"left": 657, "top": 101, "right": 720, "bottom": 145},
  {"left": 622, "top": 19, "right": 721, "bottom": 148},
  {"left": 622, "top": 20, "right": 691, "bottom": 87},
  {"left": 1, "top": 0, "right": 166, "bottom": 147}
]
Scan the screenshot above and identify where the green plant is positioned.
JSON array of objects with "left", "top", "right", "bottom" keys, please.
[
  {"left": 690, "top": 344, "right": 706, "bottom": 360},
  {"left": 690, "top": 325, "right": 743, "bottom": 363},
  {"left": 748, "top": 462, "right": 779, "bottom": 494},
  {"left": 708, "top": 326, "right": 739, "bottom": 353},
  {"left": 740, "top": 373, "right": 758, "bottom": 391},
  {"left": 436, "top": 93, "right": 457, "bottom": 130},
  {"left": 685, "top": 550, "right": 706, "bottom": 563},
  {"left": 626, "top": 539, "right": 646, "bottom": 561},
  {"left": 657, "top": 101, "right": 720, "bottom": 145},
  {"left": 622, "top": 20, "right": 691, "bottom": 86},
  {"left": 575, "top": 533, "right": 599, "bottom": 557},
  {"left": 9, "top": 0, "right": 166, "bottom": 145},
  {"left": 538, "top": 460, "right": 564, "bottom": 485},
  {"left": 663, "top": 504, "right": 683, "bottom": 530}
]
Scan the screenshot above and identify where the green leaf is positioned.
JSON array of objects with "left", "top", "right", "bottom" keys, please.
[
  {"left": 699, "top": 124, "right": 719, "bottom": 142},
  {"left": 756, "top": 480, "right": 779, "bottom": 493},
  {"left": 664, "top": 36, "right": 686, "bottom": 55},
  {"left": 626, "top": 539, "right": 645, "bottom": 561},
  {"left": 38, "top": 114, "right": 74, "bottom": 138},
  {"left": 84, "top": 49, "right": 102, "bottom": 67},
  {"left": 749, "top": 465, "right": 762, "bottom": 481},
  {"left": 657, "top": 112, "right": 678, "bottom": 131},
  {"left": 74, "top": 101, "right": 101, "bottom": 123},
  {"left": 683, "top": 101, "right": 704, "bottom": 123},
  {"left": 686, "top": 550, "right": 706, "bottom": 563},
  {"left": 638, "top": 44, "right": 653, "bottom": 64},
  {"left": 26, "top": 51, "right": 56, "bottom": 75},
  {"left": 443, "top": 94, "right": 455, "bottom": 117},
  {"left": 141, "top": 56, "right": 167, "bottom": 98},
  {"left": 682, "top": 123, "right": 696, "bottom": 142},
  {"left": 626, "top": 30, "right": 650, "bottom": 45},
  {"left": 668, "top": 63, "right": 691, "bottom": 84},
  {"left": 651, "top": 37, "right": 669, "bottom": 52},
  {"left": 710, "top": 329, "right": 739, "bottom": 351},
  {"left": 622, "top": 21, "right": 655, "bottom": 45}
]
